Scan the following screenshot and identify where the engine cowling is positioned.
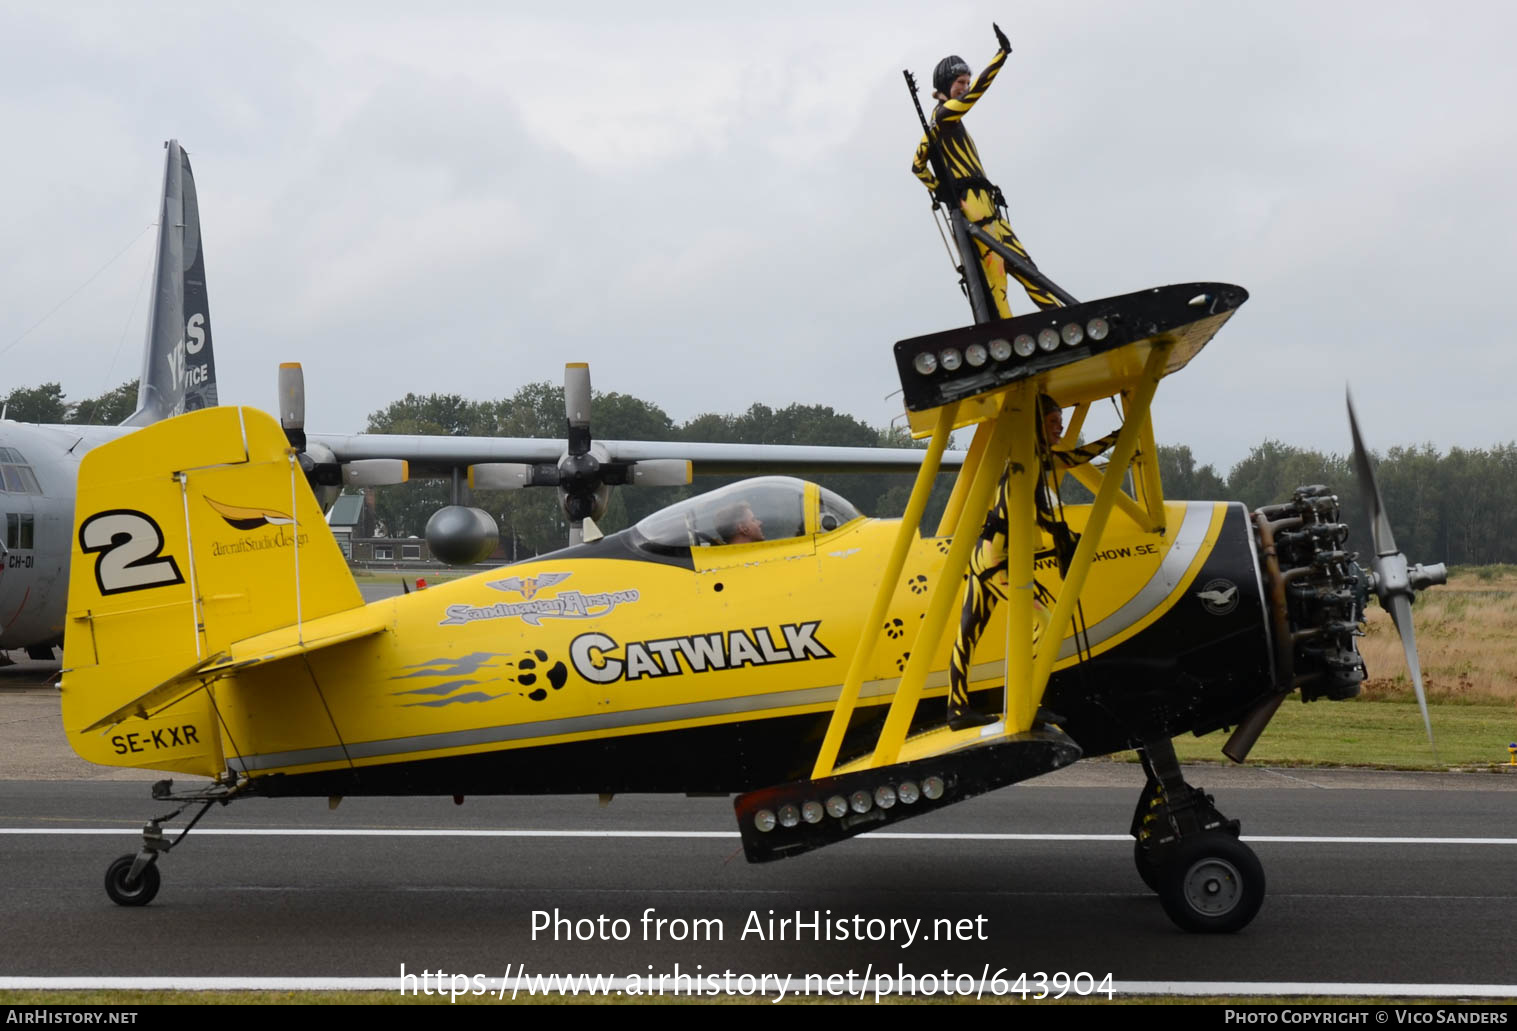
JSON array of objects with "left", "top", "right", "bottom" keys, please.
[{"left": 1253, "top": 485, "right": 1369, "bottom": 702}]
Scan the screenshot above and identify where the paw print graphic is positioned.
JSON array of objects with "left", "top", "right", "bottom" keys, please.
[
  {"left": 514, "top": 649, "right": 570, "bottom": 702},
  {"left": 884, "top": 618, "right": 905, "bottom": 639},
  {"left": 935, "top": 539, "right": 951, "bottom": 555},
  {"left": 908, "top": 574, "right": 929, "bottom": 594},
  {"left": 896, "top": 651, "right": 911, "bottom": 672}
]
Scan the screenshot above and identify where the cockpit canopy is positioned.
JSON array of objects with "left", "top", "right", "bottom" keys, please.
[{"left": 633, "top": 477, "right": 862, "bottom": 550}]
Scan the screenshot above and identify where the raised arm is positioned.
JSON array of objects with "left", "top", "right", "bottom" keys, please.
[{"left": 935, "top": 46, "right": 1008, "bottom": 125}]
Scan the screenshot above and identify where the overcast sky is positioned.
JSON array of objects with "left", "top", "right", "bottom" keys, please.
[{"left": 2, "top": 1, "right": 1513, "bottom": 473}]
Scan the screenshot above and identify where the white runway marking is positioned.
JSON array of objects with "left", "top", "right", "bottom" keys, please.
[{"left": 3, "top": 827, "right": 1517, "bottom": 845}]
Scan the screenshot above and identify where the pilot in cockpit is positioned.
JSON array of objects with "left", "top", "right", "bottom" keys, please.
[{"left": 715, "top": 502, "right": 766, "bottom": 545}]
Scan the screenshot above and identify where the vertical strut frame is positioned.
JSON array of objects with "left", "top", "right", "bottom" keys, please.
[
  {"left": 811, "top": 403, "right": 959, "bottom": 779},
  {"left": 810, "top": 339, "right": 1175, "bottom": 778}
]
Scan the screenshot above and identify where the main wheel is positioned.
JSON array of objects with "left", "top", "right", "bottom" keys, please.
[
  {"left": 1156, "top": 832, "right": 1264, "bottom": 933},
  {"left": 1133, "top": 839, "right": 1161, "bottom": 892},
  {"left": 104, "top": 854, "right": 161, "bottom": 907}
]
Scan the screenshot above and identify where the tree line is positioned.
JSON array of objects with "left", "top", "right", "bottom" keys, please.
[
  {"left": 1, "top": 381, "right": 140, "bottom": 426},
  {"left": 1161, "top": 440, "right": 1517, "bottom": 568},
  {"left": 365, "top": 385, "right": 1515, "bottom": 567},
  {"left": 361, "top": 386, "right": 946, "bottom": 558},
  {"left": 7, "top": 378, "right": 1511, "bottom": 567}
]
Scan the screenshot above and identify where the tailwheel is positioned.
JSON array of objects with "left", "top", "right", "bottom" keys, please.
[
  {"left": 1155, "top": 832, "right": 1265, "bottom": 933},
  {"left": 104, "top": 854, "right": 161, "bottom": 907},
  {"left": 100, "top": 778, "right": 240, "bottom": 907}
]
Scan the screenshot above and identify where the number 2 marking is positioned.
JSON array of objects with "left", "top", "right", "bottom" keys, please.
[{"left": 79, "top": 510, "right": 185, "bottom": 596}]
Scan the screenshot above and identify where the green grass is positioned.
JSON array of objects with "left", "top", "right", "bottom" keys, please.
[
  {"left": 1465, "top": 563, "right": 1517, "bottom": 583},
  {"left": 1159, "top": 699, "right": 1517, "bottom": 770}
]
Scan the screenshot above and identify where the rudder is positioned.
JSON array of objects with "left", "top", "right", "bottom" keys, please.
[{"left": 61, "top": 406, "right": 362, "bottom": 773}]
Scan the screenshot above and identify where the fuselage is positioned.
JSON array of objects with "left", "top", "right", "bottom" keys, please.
[
  {"left": 0, "top": 422, "right": 127, "bottom": 651},
  {"left": 71, "top": 485, "right": 1275, "bottom": 795}
]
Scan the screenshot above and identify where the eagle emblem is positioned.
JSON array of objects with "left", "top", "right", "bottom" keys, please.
[
  {"left": 487, "top": 572, "right": 571, "bottom": 599},
  {"left": 1195, "top": 579, "right": 1240, "bottom": 616}
]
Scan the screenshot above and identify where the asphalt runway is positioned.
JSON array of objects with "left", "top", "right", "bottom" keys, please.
[{"left": 5, "top": 656, "right": 1516, "bottom": 996}]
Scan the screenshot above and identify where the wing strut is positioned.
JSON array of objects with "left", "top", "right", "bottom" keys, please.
[{"left": 740, "top": 283, "right": 1246, "bottom": 863}]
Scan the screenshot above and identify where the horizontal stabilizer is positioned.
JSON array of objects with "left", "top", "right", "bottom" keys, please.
[{"left": 81, "top": 620, "right": 387, "bottom": 734}]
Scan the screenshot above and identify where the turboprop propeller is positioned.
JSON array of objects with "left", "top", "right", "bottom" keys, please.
[
  {"left": 470, "top": 363, "right": 692, "bottom": 546},
  {"left": 277, "top": 363, "right": 409, "bottom": 506},
  {"left": 279, "top": 362, "right": 491, "bottom": 564},
  {"left": 1347, "top": 391, "right": 1447, "bottom": 750},
  {"left": 280, "top": 361, "right": 690, "bottom": 561}
]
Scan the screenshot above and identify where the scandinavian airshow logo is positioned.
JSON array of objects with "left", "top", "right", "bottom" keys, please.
[
  {"left": 203, "top": 497, "right": 309, "bottom": 557},
  {"left": 1195, "top": 578, "right": 1240, "bottom": 616},
  {"left": 439, "top": 572, "right": 640, "bottom": 627}
]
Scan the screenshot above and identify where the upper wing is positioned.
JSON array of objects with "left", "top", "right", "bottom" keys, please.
[{"left": 306, "top": 432, "right": 966, "bottom": 479}]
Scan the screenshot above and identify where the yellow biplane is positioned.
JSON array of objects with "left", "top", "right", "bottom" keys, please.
[{"left": 60, "top": 279, "right": 1443, "bottom": 934}]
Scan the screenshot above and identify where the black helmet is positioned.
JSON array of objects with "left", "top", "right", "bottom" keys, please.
[{"left": 933, "top": 55, "right": 970, "bottom": 95}]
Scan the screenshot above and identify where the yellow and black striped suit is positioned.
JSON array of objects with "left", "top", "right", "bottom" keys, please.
[
  {"left": 947, "top": 432, "right": 1118, "bottom": 725},
  {"left": 911, "top": 48, "right": 1060, "bottom": 317}
]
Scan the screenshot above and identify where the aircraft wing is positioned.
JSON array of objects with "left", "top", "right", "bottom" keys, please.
[{"left": 306, "top": 433, "right": 966, "bottom": 479}]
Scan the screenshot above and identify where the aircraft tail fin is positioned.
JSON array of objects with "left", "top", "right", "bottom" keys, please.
[
  {"left": 122, "top": 139, "right": 218, "bottom": 426},
  {"left": 61, "top": 406, "right": 363, "bottom": 773}
]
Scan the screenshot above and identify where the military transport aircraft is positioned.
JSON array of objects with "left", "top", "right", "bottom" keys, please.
[{"left": 0, "top": 140, "right": 218, "bottom": 659}]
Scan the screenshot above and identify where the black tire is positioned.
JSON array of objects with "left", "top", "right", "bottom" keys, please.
[
  {"left": 1133, "top": 839, "right": 1161, "bottom": 892},
  {"left": 1156, "top": 832, "right": 1264, "bottom": 933},
  {"left": 104, "top": 854, "right": 160, "bottom": 907}
]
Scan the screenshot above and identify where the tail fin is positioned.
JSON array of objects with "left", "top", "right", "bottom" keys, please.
[
  {"left": 61, "top": 406, "right": 362, "bottom": 773},
  {"left": 122, "top": 139, "right": 219, "bottom": 426}
]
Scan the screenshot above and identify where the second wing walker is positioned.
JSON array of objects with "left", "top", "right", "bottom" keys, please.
[{"left": 61, "top": 281, "right": 1444, "bottom": 932}]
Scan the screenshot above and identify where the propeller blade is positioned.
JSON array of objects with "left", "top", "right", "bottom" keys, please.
[
  {"left": 564, "top": 362, "right": 591, "bottom": 453},
  {"left": 1385, "top": 593, "right": 1436, "bottom": 755},
  {"left": 629, "top": 459, "right": 693, "bottom": 487},
  {"left": 1345, "top": 388, "right": 1445, "bottom": 759},
  {"left": 342, "top": 459, "right": 408, "bottom": 487},
  {"left": 1346, "top": 390, "right": 1397, "bottom": 558},
  {"left": 278, "top": 362, "right": 306, "bottom": 449}
]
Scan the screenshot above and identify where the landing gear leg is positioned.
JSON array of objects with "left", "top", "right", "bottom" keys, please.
[
  {"left": 102, "top": 779, "right": 237, "bottom": 907},
  {"left": 1130, "top": 738, "right": 1265, "bottom": 933}
]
